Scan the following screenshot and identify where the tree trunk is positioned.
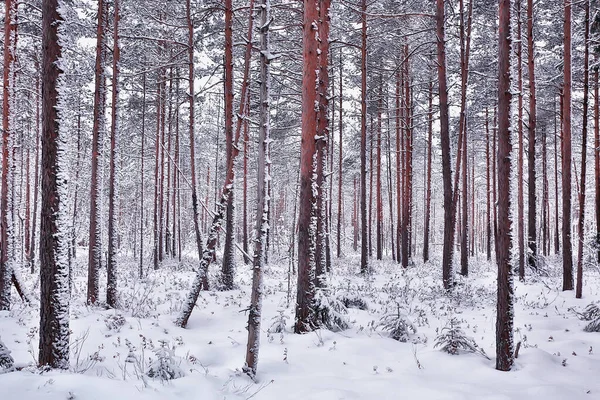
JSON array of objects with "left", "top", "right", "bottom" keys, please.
[
  {"left": 486, "top": 108, "right": 491, "bottom": 261},
  {"left": 186, "top": 0, "right": 207, "bottom": 289},
  {"left": 516, "top": 0, "right": 525, "bottom": 281},
  {"left": 359, "top": 0, "right": 368, "bottom": 274},
  {"left": 244, "top": 0, "right": 270, "bottom": 376},
  {"left": 555, "top": 93, "right": 561, "bottom": 255},
  {"left": 139, "top": 69, "right": 146, "bottom": 278},
  {"left": 153, "top": 79, "right": 161, "bottom": 270},
  {"left": 222, "top": 0, "right": 236, "bottom": 290},
  {"left": 107, "top": 0, "right": 120, "bottom": 308},
  {"left": 576, "top": 0, "right": 590, "bottom": 299},
  {"left": 39, "top": 0, "right": 70, "bottom": 369},
  {"left": 315, "top": 0, "right": 331, "bottom": 285},
  {"left": 496, "top": 0, "right": 515, "bottom": 371},
  {"left": 0, "top": 0, "right": 15, "bottom": 310},
  {"left": 562, "top": 0, "right": 574, "bottom": 291},
  {"left": 295, "top": 0, "right": 321, "bottom": 333},
  {"left": 336, "top": 49, "right": 344, "bottom": 258},
  {"left": 87, "top": 0, "right": 108, "bottom": 305},
  {"left": 423, "top": 78, "right": 433, "bottom": 262},
  {"left": 30, "top": 67, "right": 41, "bottom": 274},
  {"left": 376, "top": 80, "right": 383, "bottom": 261},
  {"left": 436, "top": 0, "right": 454, "bottom": 289},
  {"left": 526, "top": 0, "right": 537, "bottom": 270},
  {"left": 595, "top": 67, "right": 600, "bottom": 265}
]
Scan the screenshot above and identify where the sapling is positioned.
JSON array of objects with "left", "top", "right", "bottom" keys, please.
[
  {"left": 434, "top": 317, "right": 489, "bottom": 359},
  {"left": 0, "top": 337, "right": 14, "bottom": 373}
]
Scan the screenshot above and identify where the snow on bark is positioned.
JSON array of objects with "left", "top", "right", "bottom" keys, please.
[
  {"left": 244, "top": 0, "right": 271, "bottom": 377},
  {"left": 39, "top": 0, "right": 70, "bottom": 369}
]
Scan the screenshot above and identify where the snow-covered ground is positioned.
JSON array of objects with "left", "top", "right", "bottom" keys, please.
[{"left": 1, "top": 253, "right": 600, "bottom": 399}]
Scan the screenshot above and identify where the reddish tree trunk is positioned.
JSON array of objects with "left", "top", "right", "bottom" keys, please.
[
  {"left": 39, "top": 0, "right": 69, "bottom": 369},
  {"left": 496, "top": 0, "right": 515, "bottom": 371},
  {"left": 295, "top": 0, "right": 321, "bottom": 333},
  {"left": 0, "top": 0, "right": 14, "bottom": 310}
]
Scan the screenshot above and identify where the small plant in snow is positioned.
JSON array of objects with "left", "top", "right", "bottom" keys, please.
[
  {"left": 572, "top": 303, "right": 600, "bottom": 332},
  {"left": 313, "top": 289, "right": 350, "bottom": 332},
  {"left": 146, "top": 340, "right": 184, "bottom": 381},
  {"left": 0, "top": 337, "right": 14, "bottom": 373},
  {"left": 269, "top": 309, "right": 289, "bottom": 333},
  {"left": 434, "top": 318, "right": 489, "bottom": 359},
  {"left": 377, "top": 303, "right": 416, "bottom": 342},
  {"left": 104, "top": 313, "right": 126, "bottom": 333}
]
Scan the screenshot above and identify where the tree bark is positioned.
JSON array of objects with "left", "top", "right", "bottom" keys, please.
[
  {"left": 222, "top": 0, "right": 236, "bottom": 290},
  {"left": 359, "top": 0, "right": 368, "bottom": 274},
  {"left": 424, "top": 78, "right": 433, "bottom": 262},
  {"left": 244, "top": 0, "right": 271, "bottom": 376},
  {"left": 526, "top": 0, "right": 537, "bottom": 270},
  {"left": 496, "top": 0, "right": 515, "bottom": 371},
  {"left": 0, "top": 0, "right": 15, "bottom": 310},
  {"left": 576, "top": 0, "right": 590, "bottom": 299},
  {"left": 186, "top": 0, "right": 207, "bottom": 289},
  {"left": 107, "top": 0, "right": 120, "bottom": 308},
  {"left": 39, "top": 0, "right": 70, "bottom": 369},
  {"left": 436, "top": 0, "right": 453, "bottom": 289},
  {"left": 139, "top": 69, "right": 146, "bottom": 278},
  {"left": 516, "top": 0, "right": 525, "bottom": 281},
  {"left": 562, "top": 0, "right": 574, "bottom": 291},
  {"left": 295, "top": 0, "right": 321, "bottom": 333},
  {"left": 87, "top": 0, "right": 108, "bottom": 305}
]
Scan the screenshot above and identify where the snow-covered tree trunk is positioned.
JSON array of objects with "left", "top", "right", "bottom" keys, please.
[
  {"left": 496, "top": 0, "right": 514, "bottom": 372},
  {"left": 576, "top": 0, "right": 590, "bottom": 299},
  {"left": 139, "top": 69, "right": 146, "bottom": 279},
  {"left": 186, "top": 0, "right": 206, "bottom": 289},
  {"left": 107, "top": 0, "right": 120, "bottom": 308},
  {"left": 244, "top": 0, "right": 271, "bottom": 376},
  {"left": 39, "top": 0, "right": 70, "bottom": 369},
  {"left": 0, "top": 0, "right": 15, "bottom": 310},
  {"left": 88, "top": 0, "right": 108, "bottom": 305},
  {"left": 359, "top": 0, "right": 368, "bottom": 274},
  {"left": 562, "top": 0, "right": 574, "bottom": 291},
  {"left": 526, "top": 0, "right": 537, "bottom": 270},
  {"left": 221, "top": 0, "right": 236, "bottom": 290}
]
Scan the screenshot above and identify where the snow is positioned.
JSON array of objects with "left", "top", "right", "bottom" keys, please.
[{"left": 1, "top": 254, "right": 600, "bottom": 399}]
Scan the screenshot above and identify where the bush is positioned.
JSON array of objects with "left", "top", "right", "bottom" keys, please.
[
  {"left": 314, "top": 290, "right": 350, "bottom": 332},
  {"left": 378, "top": 303, "right": 416, "bottom": 342},
  {"left": 0, "top": 337, "right": 14, "bottom": 373},
  {"left": 146, "top": 340, "right": 184, "bottom": 381},
  {"left": 434, "top": 317, "right": 489, "bottom": 359},
  {"left": 572, "top": 303, "right": 600, "bottom": 332}
]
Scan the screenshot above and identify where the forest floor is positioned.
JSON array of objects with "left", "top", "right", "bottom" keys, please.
[{"left": 1, "top": 251, "right": 600, "bottom": 399}]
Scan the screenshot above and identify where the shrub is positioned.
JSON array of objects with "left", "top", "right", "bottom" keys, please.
[
  {"left": 434, "top": 317, "right": 489, "bottom": 359},
  {"left": 378, "top": 303, "right": 416, "bottom": 342}
]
